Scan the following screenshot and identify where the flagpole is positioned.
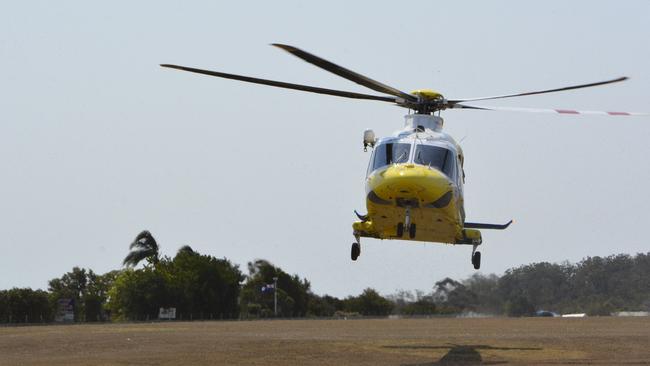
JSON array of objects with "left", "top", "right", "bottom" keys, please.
[{"left": 273, "top": 276, "right": 278, "bottom": 317}]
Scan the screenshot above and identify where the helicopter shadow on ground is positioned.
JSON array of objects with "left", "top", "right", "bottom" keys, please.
[{"left": 382, "top": 343, "right": 542, "bottom": 365}]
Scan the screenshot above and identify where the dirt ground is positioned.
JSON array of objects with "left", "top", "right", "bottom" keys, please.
[{"left": 1, "top": 317, "right": 649, "bottom": 365}]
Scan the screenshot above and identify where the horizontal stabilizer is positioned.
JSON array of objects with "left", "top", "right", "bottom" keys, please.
[
  {"left": 464, "top": 220, "right": 513, "bottom": 230},
  {"left": 354, "top": 210, "right": 369, "bottom": 222}
]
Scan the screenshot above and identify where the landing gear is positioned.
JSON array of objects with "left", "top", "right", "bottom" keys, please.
[
  {"left": 398, "top": 207, "right": 416, "bottom": 238},
  {"left": 409, "top": 224, "right": 416, "bottom": 239},
  {"left": 351, "top": 242, "right": 360, "bottom": 261},
  {"left": 404, "top": 207, "right": 411, "bottom": 231},
  {"left": 472, "top": 251, "right": 481, "bottom": 269},
  {"left": 351, "top": 234, "right": 361, "bottom": 261},
  {"left": 471, "top": 244, "right": 481, "bottom": 269}
]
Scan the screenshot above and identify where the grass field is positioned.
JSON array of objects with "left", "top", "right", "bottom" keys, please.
[{"left": 1, "top": 317, "right": 649, "bottom": 365}]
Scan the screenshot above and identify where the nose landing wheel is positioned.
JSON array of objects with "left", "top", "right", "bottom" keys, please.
[
  {"left": 396, "top": 223, "right": 404, "bottom": 237},
  {"left": 408, "top": 224, "right": 416, "bottom": 239},
  {"left": 397, "top": 207, "right": 417, "bottom": 239},
  {"left": 396, "top": 222, "right": 416, "bottom": 238}
]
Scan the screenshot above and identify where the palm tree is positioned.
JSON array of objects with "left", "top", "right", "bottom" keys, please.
[{"left": 123, "top": 230, "right": 160, "bottom": 267}]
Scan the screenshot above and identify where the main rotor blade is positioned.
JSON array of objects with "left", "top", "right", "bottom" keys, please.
[
  {"left": 448, "top": 77, "right": 628, "bottom": 104},
  {"left": 272, "top": 44, "right": 418, "bottom": 103},
  {"left": 160, "top": 64, "right": 399, "bottom": 103},
  {"left": 452, "top": 103, "right": 649, "bottom": 116}
]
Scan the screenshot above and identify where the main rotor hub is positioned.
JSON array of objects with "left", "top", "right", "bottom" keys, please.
[
  {"left": 410, "top": 89, "right": 444, "bottom": 101},
  {"left": 408, "top": 89, "right": 447, "bottom": 114}
]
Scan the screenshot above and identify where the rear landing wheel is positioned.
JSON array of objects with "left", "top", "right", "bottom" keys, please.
[
  {"left": 351, "top": 242, "right": 360, "bottom": 261},
  {"left": 472, "top": 251, "right": 481, "bottom": 270},
  {"left": 396, "top": 223, "right": 404, "bottom": 237}
]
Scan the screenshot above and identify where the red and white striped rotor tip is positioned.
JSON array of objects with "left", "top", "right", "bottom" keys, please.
[{"left": 453, "top": 104, "right": 649, "bottom": 116}]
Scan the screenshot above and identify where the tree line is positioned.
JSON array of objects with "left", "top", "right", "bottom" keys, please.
[{"left": 1, "top": 231, "right": 649, "bottom": 323}]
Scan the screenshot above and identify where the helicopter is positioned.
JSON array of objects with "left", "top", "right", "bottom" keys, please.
[{"left": 161, "top": 44, "right": 645, "bottom": 269}]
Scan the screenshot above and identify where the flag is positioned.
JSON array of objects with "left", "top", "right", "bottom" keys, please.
[{"left": 261, "top": 283, "right": 275, "bottom": 293}]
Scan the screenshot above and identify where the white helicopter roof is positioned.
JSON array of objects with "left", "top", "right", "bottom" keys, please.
[{"left": 376, "top": 114, "right": 463, "bottom": 158}]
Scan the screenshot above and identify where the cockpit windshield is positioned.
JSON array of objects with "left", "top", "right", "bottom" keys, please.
[
  {"left": 371, "top": 143, "right": 411, "bottom": 171},
  {"left": 414, "top": 145, "right": 456, "bottom": 179}
]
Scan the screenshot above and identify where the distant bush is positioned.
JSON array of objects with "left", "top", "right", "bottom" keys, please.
[
  {"left": 0, "top": 288, "right": 52, "bottom": 323},
  {"left": 343, "top": 288, "right": 393, "bottom": 316}
]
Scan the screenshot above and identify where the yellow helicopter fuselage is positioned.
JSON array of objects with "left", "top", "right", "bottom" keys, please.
[
  {"left": 356, "top": 163, "right": 463, "bottom": 243},
  {"left": 352, "top": 114, "right": 482, "bottom": 246}
]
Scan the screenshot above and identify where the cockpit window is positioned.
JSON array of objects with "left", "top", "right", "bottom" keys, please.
[
  {"left": 414, "top": 145, "right": 456, "bottom": 178},
  {"left": 371, "top": 143, "right": 411, "bottom": 171}
]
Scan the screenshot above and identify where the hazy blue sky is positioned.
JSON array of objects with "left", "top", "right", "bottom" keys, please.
[{"left": 1, "top": 1, "right": 649, "bottom": 297}]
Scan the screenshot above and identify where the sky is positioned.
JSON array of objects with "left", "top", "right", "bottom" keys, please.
[{"left": 1, "top": 1, "right": 649, "bottom": 297}]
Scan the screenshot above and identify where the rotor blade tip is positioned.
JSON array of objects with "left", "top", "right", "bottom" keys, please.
[{"left": 271, "top": 43, "right": 295, "bottom": 51}]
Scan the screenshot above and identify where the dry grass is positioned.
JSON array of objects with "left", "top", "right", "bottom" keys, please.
[{"left": 1, "top": 317, "right": 649, "bottom": 365}]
